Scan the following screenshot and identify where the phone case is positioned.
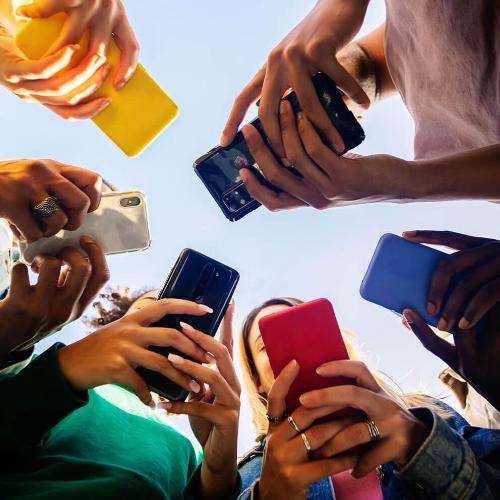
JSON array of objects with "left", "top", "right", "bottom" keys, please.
[
  {"left": 16, "top": 14, "right": 179, "bottom": 157},
  {"left": 259, "top": 298, "right": 361, "bottom": 419},
  {"left": 18, "top": 191, "right": 150, "bottom": 264},
  {"left": 193, "top": 72, "right": 365, "bottom": 221},
  {"left": 359, "top": 234, "right": 447, "bottom": 327},
  {"left": 137, "top": 249, "right": 239, "bottom": 401}
]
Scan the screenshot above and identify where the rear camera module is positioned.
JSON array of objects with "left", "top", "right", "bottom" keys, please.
[{"left": 120, "top": 196, "right": 141, "bottom": 207}]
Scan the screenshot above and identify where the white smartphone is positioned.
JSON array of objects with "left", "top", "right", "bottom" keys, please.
[{"left": 18, "top": 190, "right": 151, "bottom": 264}]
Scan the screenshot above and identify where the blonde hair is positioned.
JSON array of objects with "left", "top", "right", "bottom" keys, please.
[{"left": 239, "top": 298, "right": 448, "bottom": 441}]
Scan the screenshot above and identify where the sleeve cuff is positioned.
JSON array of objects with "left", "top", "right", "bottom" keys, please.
[
  {"left": 396, "top": 408, "right": 479, "bottom": 498},
  {"left": 184, "top": 464, "right": 242, "bottom": 500},
  {"left": 238, "top": 480, "right": 259, "bottom": 500}
]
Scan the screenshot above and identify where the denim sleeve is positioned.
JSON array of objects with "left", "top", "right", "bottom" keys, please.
[{"left": 396, "top": 407, "right": 499, "bottom": 499}]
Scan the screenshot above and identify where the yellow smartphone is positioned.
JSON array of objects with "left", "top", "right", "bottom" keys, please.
[{"left": 16, "top": 14, "right": 179, "bottom": 157}]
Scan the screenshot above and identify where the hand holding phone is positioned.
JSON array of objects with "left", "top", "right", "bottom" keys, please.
[
  {"left": 138, "top": 249, "right": 239, "bottom": 401},
  {"left": 259, "top": 298, "right": 361, "bottom": 419},
  {"left": 18, "top": 191, "right": 150, "bottom": 264}
]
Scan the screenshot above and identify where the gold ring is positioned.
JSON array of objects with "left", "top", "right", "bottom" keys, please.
[
  {"left": 287, "top": 414, "right": 302, "bottom": 434},
  {"left": 366, "top": 419, "right": 381, "bottom": 442},
  {"left": 300, "top": 431, "right": 311, "bottom": 452}
]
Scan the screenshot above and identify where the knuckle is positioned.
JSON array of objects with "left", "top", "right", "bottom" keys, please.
[
  {"left": 306, "top": 41, "right": 327, "bottom": 59},
  {"left": 283, "top": 44, "right": 302, "bottom": 61},
  {"left": 268, "top": 47, "right": 283, "bottom": 65}
]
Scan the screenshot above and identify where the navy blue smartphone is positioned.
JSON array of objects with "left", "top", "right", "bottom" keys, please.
[
  {"left": 359, "top": 234, "right": 447, "bottom": 327},
  {"left": 137, "top": 249, "right": 239, "bottom": 401},
  {"left": 194, "top": 73, "right": 365, "bottom": 221}
]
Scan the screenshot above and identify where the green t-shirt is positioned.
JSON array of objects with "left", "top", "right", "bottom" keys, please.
[{"left": 0, "top": 344, "right": 202, "bottom": 499}]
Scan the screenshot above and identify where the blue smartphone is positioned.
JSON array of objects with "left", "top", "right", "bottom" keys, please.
[{"left": 359, "top": 234, "right": 447, "bottom": 327}]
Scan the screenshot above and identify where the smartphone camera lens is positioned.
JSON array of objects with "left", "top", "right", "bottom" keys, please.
[{"left": 120, "top": 196, "right": 141, "bottom": 207}]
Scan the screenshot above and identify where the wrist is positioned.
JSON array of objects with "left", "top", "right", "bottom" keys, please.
[
  {"left": 396, "top": 417, "right": 431, "bottom": 467},
  {"left": 57, "top": 346, "right": 87, "bottom": 392}
]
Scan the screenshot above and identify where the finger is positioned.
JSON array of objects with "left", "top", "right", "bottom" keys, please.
[
  {"left": 117, "top": 365, "right": 154, "bottom": 407},
  {"left": 16, "top": 0, "right": 64, "bottom": 19},
  {"left": 29, "top": 63, "right": 112, "bottom": 106},
  {"left": 294, "top": 455, "right": 358, "bottom": 486},
  {"left": 56, "top": 163, "right": 103, "bottom": 212},
  {"left": 128, "top": 347, "right": 197, "bottom": 394},
  {"left": 34, "top": 255, "right": 63, "bottom": 294},
  {"left": 220, "top": 66, "right": 266, "bottom": 146},
  {"left": 47, "top": 178, "right": 90, "bottom": 231},
  {"left": 351, "top": 439, "right": 397, "bottom": 478},
  {"left": 315, "top": 360, "right": 380, "bottom": 392},
  {"left": 427, "top": 244, "right": 500, "bottom": 319},
  {"left": 112, "top": 14, "right": 140, "bottom": 89},
  {"left": 8, "top": 263, "right": 30, "bottom": 295},
  {"left": 439, "top": 255, "right": 500, "bottom": 330},
  {"left": 44, "top": 11, "right": 89, "bottom": 55},
  {"left": 11, "top": 210, "right": 43, "bottom": 243},
  {"left": 279, "top": 101, "right": 329, "bottom": 189},
  {"left": 13, "top": 53, "right": 106, "bottom": 96},
  {"left": 130, "top": 298, "right": 213, "bottom": 327},
  {"left": 258, "top": 71, "right": 288, "bottom": 158},
  {"left": 402, "top": 230, "right": 492, "bottom": 251},
  {"left": 403, "top": 309, "right": 457, "bottom": 369},
  {"left": 242, "top": 124, "right": 326, "bottom": 208},
  {"left": 167, "top": 353, "right": 237, "bottom": 405},
  {"left": 289, "top": 67, "right": 345, "bottom": 152},
  {"left": 299, "top": 385, "right": 381, "bottom": 418},
  {"left": 88, "top": 17, "right": 113, "bottom": 60},
  {"left": 46, "top": 96, "right": 111, "bottom": 120},
  {"left": 180, "top": 322, "right": 240, "bottom": 391},
  {"left": 77, "top": 235, "right": 110, "bottom": 311},
  {"left": 459, "top": 277, "right": 500, "bottom": 329},
  {"left": 239, "top": 168, "right": 305, "bottom": 212},
  {"left": 6, "top": 45, "right": 78, "bottom": 83},
  {"left": 57, "top": 246, "right": 91, "bottom": 302},
  {"left": 267, "top": 360, "right": 300, "bottom": 421},
  {"left": 39, "top": 205, "right": 68, "bottom": 237},
  {"left": 134, "top": 327, "right": 208, "bottom": 364},
  {"left": 219, "top": 300, "right": 235, "bottom": 358}
]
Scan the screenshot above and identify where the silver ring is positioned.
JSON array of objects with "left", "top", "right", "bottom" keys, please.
[
  {"left": 287, "top": 415, "right": 302, "bottom": 434},
  {"left": 300, "top": 431, "right": 311, "bottom": 452},
  {"left": 266, "top": 412, "right": 286, "bottom": 425},
  {"left": 31, "top": 196, "right": 60, "bottom": 219},
  {"left": 366, "top": 419, "right": 381, "bottom": 442}
]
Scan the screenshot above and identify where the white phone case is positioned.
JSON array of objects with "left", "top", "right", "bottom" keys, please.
[{"left": 18, "top": 191, "right": 151, "bottom": 264}]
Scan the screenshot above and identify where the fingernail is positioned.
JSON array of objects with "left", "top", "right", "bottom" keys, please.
[
  {"left": 279, "top": 100, "right": 289, "bottom": 115},
  {"left": 458, "top": 317, "right": 470, "bottom": 330},
  {"left": 198, "top": 304, "right": 213, "bottom": 314},
  {"left": 281, "top": 157, "right": 292, "bottom": 167},
  {"left": 205, "top": 353, "right": 216, "bottom": 364},
  {"left": 402, "top": 231, "right": 416, "bottom": 238},
  {"left": 297, "top": 111, "right": 305, "bottom": 121},
  {"left": 189, "top": 380, "right": 201, "bottom": 393},
  {"left": 168, "top": 353, "right": 184, "bottom": 365},
  {"left": 98, "top": 99, "right": 111, "bottom": 113},
  {"left": 437, "top": 318, "right": 447, "bottom": 331},
  {"left": 316, "top": 366, "right": 325, "bottom": 375},
  {"left": 148, "top": 400, "right": 156, "bottom": 409},
  {"left": 402, "top": 309, "right": 414, "bottom": 324},
  {"left": 427, "top": 302, "right": 437, "bottom": 315},
  {"left": 162, "top": 401, "right": 172, "bottom": 410},
  {"left": 80, "top": 235, "right": 95, "bottom": 245},
  {"left": 179, "top": 321, "right": 194, "bottom": 333},
  {"left": 299, "top": 394, "right": 309, "bottom": 405}
]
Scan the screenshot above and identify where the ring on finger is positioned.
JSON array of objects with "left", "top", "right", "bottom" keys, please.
[
  {"left": 365, "top": 419, "right": 381, "bottom": 442},
  {"left": 300, "top": 431, "right": 312, "bottom": 452},
  {"left": 287, "top": 414, "right": 302, "bottom": 434},
  {"left": 266, "top": 412, "right": 286, "bottom": 425},
  {"left": 31, "top": 196, "right": 60, "bottom": 219}
]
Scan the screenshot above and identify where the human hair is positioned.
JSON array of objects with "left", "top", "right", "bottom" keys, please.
[
  {"left": 82, "top": 286, "right": 156, "bottom": 329},
  {"left": 239, "top": 297, "right": 449, "bottom": 441}
]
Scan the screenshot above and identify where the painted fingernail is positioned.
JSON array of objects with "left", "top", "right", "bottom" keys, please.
[
  {"left": 179, "top": 321, "right": 194, "bottom": 333},
  {"left": 299, "top": 394, "right": 309, "bottom": 405},
  {"left": 168, "top": 353, "right": 184, "bottom": 365},
  {"left": 190, "top": 380, "right": 201, "bottom": 393},
  {"left": 148, "top": 400, "right": 156, "bottom": 409},
  {"left": 437, "top": 318, "right": 447, "bottom": 331},
  {"left": 458, "top": 317, "right": 470, "bottom": 330},
  {"left": 205, "top": 353, "right": 216, "bottom": 364},
  {"left": 98, "top": 99, "right": 111, "bottom": 113},
  {"left": 402, "top": 309, "right": 414, "bottom": 324},
  {"left": 198, "top": 304, "right": 213, "bottom": 314},
  {"left": 427, "top": 302, "right": 437, "bottom": 315}
]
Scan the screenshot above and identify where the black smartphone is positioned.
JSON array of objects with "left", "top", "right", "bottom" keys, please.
[
  {"left": 137, "top": 249, "right": 240, "bottom": 401},
  {"left": 193, "top": 72, "right": 365, "bottom": 221}
]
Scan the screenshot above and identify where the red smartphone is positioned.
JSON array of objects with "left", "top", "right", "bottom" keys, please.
[{"left": 259, "top": 298, "right": 362, "bottom": 419}]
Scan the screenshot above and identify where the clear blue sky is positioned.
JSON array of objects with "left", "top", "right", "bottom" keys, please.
[{"left": 1, "top": 0, "right": 499, "bottom": 453}]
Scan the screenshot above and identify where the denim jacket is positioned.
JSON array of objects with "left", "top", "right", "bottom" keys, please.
[{"left": 237, "top": 404, "right": 500, "bottom": 499}]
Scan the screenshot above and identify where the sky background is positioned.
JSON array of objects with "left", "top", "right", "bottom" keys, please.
[{"left": 1, "top": 0, "right": 499, "bottom": 454}]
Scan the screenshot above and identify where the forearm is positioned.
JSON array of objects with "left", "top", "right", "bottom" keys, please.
[
  {"left": 403, "top": 145, "right": 500, "bottom": 202},
  {"left": 200, "top": 450, "right": 239, "bottom": 499},
  {"left": 337, "top": 23, "right": 396, "bottom": 110}
]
